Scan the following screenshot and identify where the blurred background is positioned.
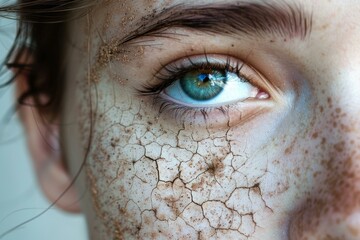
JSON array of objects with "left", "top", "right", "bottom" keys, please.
[{"left": 0, "top": 1, "right": 88, "bottom": 239}]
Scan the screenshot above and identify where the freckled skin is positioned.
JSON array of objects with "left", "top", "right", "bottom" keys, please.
[{"left": 60, "top": 0, "right": 360, "bottom": 239}]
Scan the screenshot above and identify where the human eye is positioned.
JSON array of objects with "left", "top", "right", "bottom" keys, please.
[{"left": 137, "top": 54, "right": 271, "bottom": 122}]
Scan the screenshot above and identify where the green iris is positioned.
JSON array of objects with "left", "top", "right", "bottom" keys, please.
[{"left": 179, "top": 69, "right": 227, "bottom": 101}]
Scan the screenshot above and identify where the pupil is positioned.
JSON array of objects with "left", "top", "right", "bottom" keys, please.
[{"left": 198, "top": 74, "right": 210, "bottom": 83}]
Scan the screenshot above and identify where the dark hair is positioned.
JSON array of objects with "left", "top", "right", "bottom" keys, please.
[
  {"left": 1, "top": 0, "right": 93, "bottom": 119},
  {"left": 0, "top": 1, "right": 94, "bottom": 238}
]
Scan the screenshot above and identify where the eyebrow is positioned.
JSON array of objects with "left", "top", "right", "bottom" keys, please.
[{"left": 121, "top": 2, "right": 312, "bottom": 44}]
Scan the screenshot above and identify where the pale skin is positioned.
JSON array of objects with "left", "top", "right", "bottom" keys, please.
[{"left": 17, "top": 0, "right": 360, "bottom": 239}]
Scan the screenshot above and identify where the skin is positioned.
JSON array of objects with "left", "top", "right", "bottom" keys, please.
[{"left": 55, "top": 0, "right": 360, "bottom": 239}]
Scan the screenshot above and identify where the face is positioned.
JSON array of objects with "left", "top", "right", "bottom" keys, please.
[{"left": 60, "top": 0, "right": 360, "bottom": 239}]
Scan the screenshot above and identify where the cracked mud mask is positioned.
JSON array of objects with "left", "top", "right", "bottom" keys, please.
[{"left": 61, "top": 0, "right": 360, "bottom": 239}]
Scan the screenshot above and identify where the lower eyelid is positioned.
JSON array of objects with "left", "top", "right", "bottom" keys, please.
[{"left": 148, "top": 94, "right": 275, "bottom": 127}]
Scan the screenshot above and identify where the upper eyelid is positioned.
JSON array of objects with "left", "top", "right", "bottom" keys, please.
[
  {"left": 157, "top": 56, "right": 242, "bottom": 82},
  {"left": 136, "top": 54, "right": 255, "bottom": 96},
  {"left": 158, "top": 60, "right": 234, "bottom": 81},
  {"left": 156, "top": 54, "right": 245, "bottom": 76}
]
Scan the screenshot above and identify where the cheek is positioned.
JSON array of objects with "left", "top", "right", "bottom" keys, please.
[{"left": 77, "top": 77, "right": 300, "bottom": 239}]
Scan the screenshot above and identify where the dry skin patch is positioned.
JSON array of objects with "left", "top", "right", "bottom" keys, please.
[{"left": 83, "top": 94, "right": 281, "bottom": 239}]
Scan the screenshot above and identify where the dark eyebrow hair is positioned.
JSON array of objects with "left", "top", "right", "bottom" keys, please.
[{"left": 121, "top": 2, "right": 312, "bottom": 44}]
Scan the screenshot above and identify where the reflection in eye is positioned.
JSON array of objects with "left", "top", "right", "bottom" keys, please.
[{"left": 138, "top": 55, "right": 269, "bottom": 119}]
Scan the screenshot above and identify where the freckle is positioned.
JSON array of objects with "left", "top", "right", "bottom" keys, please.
[
  {"left": 327, "top": 97, "right": 333, "bottom": 108},
  {"left": 340, "top": 123, "right": 352, "bottom": 132},
  {"left": 231, "top": 44, "right": 234, "bottom": 47},
  {"left": 294, "top": 168, "right": 301, "bottom": 179},
  {"left": 319, "top": 106, "right": 324, "bottom": 113},
  {"left": 311, "top": 132, "right": 318, "bottom": 139},
  {"left": 190, "top": 177, "right": 205, "bottom": 190},
  {"left": 349, "top": 226, "right": 360, "bottom": 236},
  {"left": 313, "top": 171, "right": 321, "bottom": 178},
  {"left": 284, "top": 147, "right": 292, "bottom": 155},
  {"left": 273, "top": 159, "right": 280, "bottom": 164},
  {"left": 334, "top": 141, "right": 345, "bottom": 152},
  {"left": 321, "top": 23, "right": 329, "bottom": 30}
]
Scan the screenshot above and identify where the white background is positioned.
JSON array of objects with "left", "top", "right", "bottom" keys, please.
[{"left": 0, "top": 2, "right": 88, "bottom": 240}]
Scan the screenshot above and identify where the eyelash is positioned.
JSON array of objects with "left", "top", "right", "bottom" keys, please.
[{"left": 136, "top": 55, "right": 258, "bottom": 121}]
